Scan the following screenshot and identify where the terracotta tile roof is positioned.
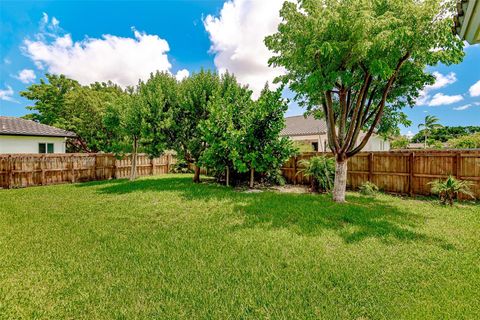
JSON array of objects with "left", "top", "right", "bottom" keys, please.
[
  {"left": 0, "top": 116, "right": 76, "bottom": 138},
  {"left": 281, "top": 115, "right": 328, "bottom": 136}
]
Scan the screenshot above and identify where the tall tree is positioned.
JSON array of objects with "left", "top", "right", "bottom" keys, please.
[
  {"left": 64, "top": 82, "right": 126, "bottom": 152},
  {"left": 265, "top": 0, "right": 464, "bottom": 202},
  {"left": 175, "top": 70, "right": 220, "bottom": 183},
  {"left": 20, "top": 74, "right": 80, "bottom": 126},
  {"left": 418, "top": 115, "right": 443, "bottom": 149}
]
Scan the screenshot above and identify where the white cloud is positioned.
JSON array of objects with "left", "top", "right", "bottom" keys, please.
[
  {"left": 4, "top": 58, "right": 11, "bottom": 65},
  {"left": 175, "top": 69, "right": 189, "bottom": 81},
  {"left": 0, "top": 85, "right": 17, "bottom": 102},
  {"left": 51, "top": 17, "right": 59, "bottom": 27},
  {"left": 15, "top": 69, "right": 36, "bottom": 83},
  {"left": 428, "top": 93, "right": 463, "bottom": 106},
  {"left": 453, "top": 104, "right": 471, "bottom": 111},
  {"left": 22, "top": 16, "right": 174, "bottom": 88},
  {"left": 416, "top": 72, "right": 457, "bottom": 105},
  {"left": 428, "top": 72, "right": 457, "bottom": 90},
  {"left": 469, "top": 80, "right": 480, "bottom": 97},
  {"left": 204, "top": 0, "right": 285, "bottom": 97}
]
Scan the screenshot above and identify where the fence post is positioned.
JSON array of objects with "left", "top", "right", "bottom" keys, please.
[
  {"left": 111, "top": 155, "right": 117, "bottom": 180},
  {"left": 70, "top": 154, "right": 75, "bottom": 183},
  {"left": 40, "top": 154, "right": 46, "bottom": 186},
  {"left": 7, "top": 155, "right": 13, "bottom": 189},
  {"left": 166, "top": 154, "right": 170, "bottom": 174},
  {"left": 150, "top": 157, "right": 154, "bottom": 175},
  {"left": 293, "top": 156, "right": 298, "bottom": 185},
  {"left": 93, "top": 154, "right": 97, "bottom": 181},
  {"left": 409, "top": 152, "right": 415, "bottom": 196},
  {"left": 454, "top": 152, "right": 460, "bottom": 179},
  {"left": 368, "top": 153, "right": 374, "bottom": 182}
]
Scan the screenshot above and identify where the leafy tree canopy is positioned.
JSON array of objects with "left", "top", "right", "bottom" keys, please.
[{"left": 412, "top": 126, "right": 480, "bottom": 143}]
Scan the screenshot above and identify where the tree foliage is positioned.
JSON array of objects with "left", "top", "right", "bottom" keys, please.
[
  {"left": 390, "top": 135, "right": 410, "bottom": 149},
  {"left": 447, "top": 132, "right": 480, "bottom": 149},
  {"left": 412, "top": 126, "right": 480, "bottom": 143},
  {"left": 175, "top": 69, "right": 220, "bottom": 182}
]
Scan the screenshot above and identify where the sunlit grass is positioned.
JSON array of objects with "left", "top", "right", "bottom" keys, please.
[{"left": 1, "top": 174, "right": 479, "bottom": 319}]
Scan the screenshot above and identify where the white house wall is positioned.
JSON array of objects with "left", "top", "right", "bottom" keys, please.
[
  {"left": 286, "top": 133, "right": 390, "bottom": 152},
  {"left": 0, "top": 135, "right": 66, "bottom": 154}
]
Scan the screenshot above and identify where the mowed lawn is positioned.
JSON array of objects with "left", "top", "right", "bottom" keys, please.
[{"left": 0, "top": 174, "right": 479, "bottom": 319}]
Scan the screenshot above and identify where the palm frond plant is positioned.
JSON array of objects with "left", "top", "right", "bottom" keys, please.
[
  {"left": 429, "top": 176, "right": 474, "bottom": 206},
  {"left": 359, "top": 181, "right": 379, "bottom": 196},
  {"left": 418, "top": 115, "right": 442, "bottom": 149},
  {"left": 297, "top": 156, "right": 335, "bottom": 193}
]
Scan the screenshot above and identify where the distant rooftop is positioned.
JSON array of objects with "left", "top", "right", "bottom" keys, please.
[
  {"left": 281, "top": 115, "right": 328, "bottom": 137},
  {"left": 0, "top": 116, "right": 76, "bottom": 138}
]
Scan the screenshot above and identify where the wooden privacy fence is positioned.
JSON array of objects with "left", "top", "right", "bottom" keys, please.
[
  {"left": 0, "top": 153, "right": 176, "bottom": 189},
  {"left": 282, "top": 150, "right": 480, "bottom": 198}
]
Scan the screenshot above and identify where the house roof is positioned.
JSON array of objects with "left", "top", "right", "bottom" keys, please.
[
  {"left": 281, "top": 115, "right": 328, "bottom": 137},
  {"left": 455, "top": 0, "right": 480, "bottom": 44},
  {"left": 0, "top": 116, "right": 76, "bottom": 138}
]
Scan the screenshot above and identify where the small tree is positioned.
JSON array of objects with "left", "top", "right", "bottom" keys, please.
[
  {"left": 242, "top": 85, "right": 294, "bottom": 188},
  {"left": 139, "top": 72, "right": 178, "bottom": 159},
  {"left": 175, "top": 70, "right": 220, "bottom": 183},
  {"left": 265, "top": 0, "right": 464, "bottom": 202},
  {"left": 103, "top": 87, "right": 146, "bottom": 180},
  {"left": 200, "top": 73, "right": 252, "bottom": 186},
  {"left": 391, "top": 136, "right": 410, "bottom": 149},
  {"left": 418, "top": 115, "right": 442, "bottom": 149}
]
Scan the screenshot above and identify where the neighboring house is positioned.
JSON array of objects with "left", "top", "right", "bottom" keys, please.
[
  {"left": 0, "top": 116, "right": 76, "bottom": 154},
  {"left": 281, "top": 115, "right": 390, "bottom": 152},
  {"left": 455, "top": 0, "right": 480, "bottom": 44}
]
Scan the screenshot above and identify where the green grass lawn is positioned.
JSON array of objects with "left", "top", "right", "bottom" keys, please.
[{"left": 1, "top": 174, "right": 479, "bottom": 319}]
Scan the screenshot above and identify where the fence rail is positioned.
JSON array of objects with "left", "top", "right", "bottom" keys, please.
[
  {"left": 2, "top": 150, "right": 480, "bottom": 198},
  {"left": 0, "top": 153, "right": 175, "bottom": 189},
  {"left": 281, "top": 150, "right": 480, "bottom": 198}
]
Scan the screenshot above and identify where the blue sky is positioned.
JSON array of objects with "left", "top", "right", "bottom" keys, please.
[{"left": 1, "top": 0, "right": 479, "bottom": 135}]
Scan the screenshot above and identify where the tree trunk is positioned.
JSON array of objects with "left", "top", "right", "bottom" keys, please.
[
  {"left": 193, "top": 164, "right": 201, "bottom": 183},
  {"left": 424, "top": 134, "right": 427, "bottom": 149},
  {"left": 225, "top": 166, "right": 230, "bottom": 187},
  {"left": 332, "top": 158, "right": 348, "bottom": 203},
  {"left": 249, "top": 167, "right": 254, "bottom": 189},
  {"left": 130, "top": 137, "right": 138, "bottom": 181}
]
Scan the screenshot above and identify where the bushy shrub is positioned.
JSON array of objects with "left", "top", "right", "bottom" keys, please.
[
  {"left": 297, "top": 156, "right": 335, "bottom": 192},
  {"left": 429, "top": 176, "right": 474, "bottom": 205},
  {"left": 359, "top": 181, "right": 379, "bottom": 196},
  {"left": 391, "top": 136, "right": 410, "bottom": 149},
  {"left": 447, "top": 132, "right": 480, "bottom": 149},
  {"left": 170, "top": 159, "right": 193, "bottom": 174}
]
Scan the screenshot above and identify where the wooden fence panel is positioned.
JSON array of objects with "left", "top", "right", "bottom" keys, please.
[
  {"left": 281, "top": 150, "right": 480, "bottom": 198},
  {"left": 0, "top": 153, "right": 175, "bottom": 189}
]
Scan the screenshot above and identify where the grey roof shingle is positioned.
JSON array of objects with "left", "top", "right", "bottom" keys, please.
[
  {"left": 0, "top": 116, "right": 76, "bottom": 138},
  {"left": 281, "top": 115, "right": 328, "bottom": 136}
]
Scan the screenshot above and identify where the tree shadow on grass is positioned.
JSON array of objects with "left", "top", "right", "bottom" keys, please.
[
  {"left": 232, "top": 193, "right": 455, "bottom": 249},
  {"left": 89, "top": 175, "right": 455, "bottom": 249}
]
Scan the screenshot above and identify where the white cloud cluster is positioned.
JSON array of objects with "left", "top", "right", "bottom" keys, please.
[
  {"left": 22, "top": 15, "right": 180, "bottom": 88},
  {"left": 417, "top": 72, "right": 457, "bottom": 106},
  {"left": 428, "top": 93, "right": 463, "bottom": 106},
  {"left": 0, "top": 85, "right": 16, "bottom": 102},
  {"left": 469, "top": 80, "right": 480, "bottom": 97},
  {"left": 175, "top": 69, "right": 190, "bottom": 81},
  {"left": 453, "top": 104, "right": 471, "bottom": 111},
  {"left": 204, "top": 0, "right": 286, "bottom": 97},
  {"left": 15, "top": 69, "right": 36, "bottom": 83}
]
